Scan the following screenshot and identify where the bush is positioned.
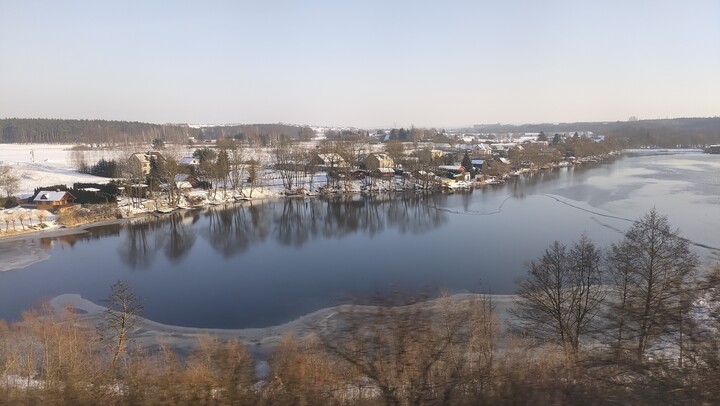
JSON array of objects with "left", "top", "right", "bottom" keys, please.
[
  {"left": 57, "top": 204, "right": 120, "bottom": 226},
  {"left": 3, "top": 196, "right": 19, "bottom": 208}
]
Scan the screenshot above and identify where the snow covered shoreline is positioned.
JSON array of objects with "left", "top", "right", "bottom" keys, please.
[
  {"left": 0, "top": 198, "right": 280, "bottom": 272},
  {"left": 48, "top": 292, "right": 518, "bottom": 359}
]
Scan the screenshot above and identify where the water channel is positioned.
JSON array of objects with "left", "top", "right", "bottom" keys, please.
[{"left": 0, "top": 151, "right": 718, "bottom": 328}]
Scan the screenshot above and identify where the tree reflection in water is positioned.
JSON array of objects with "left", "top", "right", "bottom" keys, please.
[
  {"left": 117, "top": 219, "right": 162, "bottom": 270},
  {"left": 116, "top": 212, "right": 200, "bottom": 269},
  {"left": 115, "top": 195, "right": 448, "bottom": 265},
  {"left": 203, "top": 202, "right": 272, "bottom": 257},
  {"left": 163, "top": 212, "right": 197, "bottom": 262}
]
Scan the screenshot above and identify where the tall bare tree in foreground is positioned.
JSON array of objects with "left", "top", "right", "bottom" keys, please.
[
  {"left": 164, "top": 335, "right": 257, "bottom": 404},
  {"left": 678, "top": 265, "right": 720, "bottom": 404},
  {"left": 606, "top": 209, "right": 698, "bottom": 359},
  {"left": 100, "top": 280, "right": 143, "bottom": 376},
  {"left": 512, "top": 234, "right": 605, "bottom": 354},
  {"left": 321, "top": 292, "right": 498, "bottom": 405},
  {"left": 266, "top": 332, "right": 352, "bottom": 405}
]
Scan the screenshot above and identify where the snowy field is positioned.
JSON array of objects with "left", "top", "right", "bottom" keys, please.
[
  {"left": 0, "top": 143, "right": 269, "bottom": 199},
  {"left": 0, "top": 144, "right": 117, "bottom": 198},
  {"left": 0, "top": 143, "right": 397, "bottom": 200}
]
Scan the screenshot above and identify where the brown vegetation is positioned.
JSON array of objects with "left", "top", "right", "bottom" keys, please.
[
  {"left": 2, "top": 280, "right": 720, "bottom": 405},
  {"left": 56, "top": 204, "right": 121, "bottom": 227},
  {"left": 0, "top": 211, "right": 717, "bottom": 405}
]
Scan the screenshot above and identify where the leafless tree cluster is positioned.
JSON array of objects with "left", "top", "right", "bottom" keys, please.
[
  {"left": 509, "top": 209, "right": 719, "bottom": 404},
  {"left": 0, "top": 209, "right": 52, "bottom": 233},
  {"left": 318, "top": 293, "right": 500, "bottom": 405},
  {"left": 272, "top": 141, "right": 311, "bottom": 192},
  {"left": 2, "top": 290, "right": 556, "bottom": 405},
  {"left": 512, "top": 234, "right": 605, "bottom": 354}
]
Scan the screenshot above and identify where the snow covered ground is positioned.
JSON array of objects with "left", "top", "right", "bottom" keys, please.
[{"left": 0, "top": 144, "right": 115, "bottom": 198}]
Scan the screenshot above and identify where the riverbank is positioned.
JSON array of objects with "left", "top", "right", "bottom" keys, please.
[
  {"left": 0, "top": 191, "right": 282, "bottom": 245},
  {"left": 0, "top": 150, "right": 625, "bottom": 275},
  {"left": 0, "top": 150, "right": 621, "bottom": 244},
  {"left": 0, "top": 197, "right": 278, "bottom": 272}
]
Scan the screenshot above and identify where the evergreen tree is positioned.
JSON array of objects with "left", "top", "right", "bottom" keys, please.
[
  {"left": 461, "top": 151, "right": 473, "bottom": 173},
  {"left": 151, "top": 138, "right": 165, "bottom": 149}
]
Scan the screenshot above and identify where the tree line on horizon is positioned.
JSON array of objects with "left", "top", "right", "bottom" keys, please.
[
  {"left": 0, "top": 119, "right": 314, "bottom": 146},
  {"left": 473, "top": 117, "right": 720, "bottom": 148},
  {"left": 0, "top": 209, "right": 719, "bottom": 405},
  {"left": 1, "top": 117, "right": 719, "bottom": 147}
]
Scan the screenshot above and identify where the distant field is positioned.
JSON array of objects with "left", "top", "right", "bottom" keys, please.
[{"left": 0, "top": 144, "right": 117, "bottom": 197}]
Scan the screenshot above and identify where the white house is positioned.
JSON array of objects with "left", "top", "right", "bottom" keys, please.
[{"left": 179, "top": 156, "right": 200, "bottom": 166}]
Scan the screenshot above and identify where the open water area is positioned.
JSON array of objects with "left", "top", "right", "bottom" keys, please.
[{"left": 0, "top": 150, "right": 718, "bottom": 328}]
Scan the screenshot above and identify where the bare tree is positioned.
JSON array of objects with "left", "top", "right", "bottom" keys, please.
[
  {"left": 675, "top": 265, "right": 720, "bottom": 403},
  {"left": 36, "top": 209, "right": 49, "bottom": 226},
  {"left": 606, "top": 209, "right": 699, "bottom": 359},
  {"left": 512, "top": 235, "right": 605, "bottom": 354},
  {"left": 173, "top": 335, "right": 256, "bottom": 404},
  {"left": 100, "top": 280, "right": 144, "bottom": 376},
  {"left": 317, "top": 140, "right": 354, "bottom": 191},
  {"left": 246, "top": 158, "right": 263, "bottom": 198},
  {"left": 0, "top": 164, "right": 20, "bottom": 197},
  {"left": 70, "top": 147, "right": 89, "bottom": 172},
  {"left": 122, "top": 151, "right": 147, "bottom": 209},
  {"left": 218, "top": 139, "right": 246, "bottom": 194},
  {"left": 266, "top": 332, "right": 352, "bottom": 404},
  {"left": 6, "top": 210, "right": 17, "bottom": 231},
  {"left": 483, "top": 158, "right": 510, "bottom": 177},
  {"left": 272, "top": 143, "right": 294, "bottom": 191},
  {"left": 159, "top": 147, "right": 184, "bottom": 207},
  {"left": 385, "top": 140, "right": 406, "bottom": 166},
  {"left": 305, "top": 150, "right": 319, "bottom": 193},
  {"left": 14, "top": 303, "right": 104, "bottom": 402},
  {"left": 17, "top": 209, "right": 31, "bottom": 230},
  {"left": 321, "top": 293, "right": 498, "bottom": 405}
]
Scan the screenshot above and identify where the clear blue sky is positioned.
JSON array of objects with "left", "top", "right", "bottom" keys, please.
[{"left": 1, "top": 0, "right": 718, "bottom": 128}]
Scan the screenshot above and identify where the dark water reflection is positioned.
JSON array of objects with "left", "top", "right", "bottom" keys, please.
[
  {"left": 0, "top": 152, "right": 718, "bottom": 328},
  {"left": 115, "top": 195, "right": 448, "bottom": 267}
]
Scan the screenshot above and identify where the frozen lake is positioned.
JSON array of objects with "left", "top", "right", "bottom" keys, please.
[{"left": 0, "top": 151, "right": 718, "bottom": 328}]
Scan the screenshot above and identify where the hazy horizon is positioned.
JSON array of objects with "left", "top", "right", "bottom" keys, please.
[
  {"left": 1, "top": 1, "right": 718, "bottom": 128},
  {"left": 3, "top": 115, "right": 720, "bottom": 131}
]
